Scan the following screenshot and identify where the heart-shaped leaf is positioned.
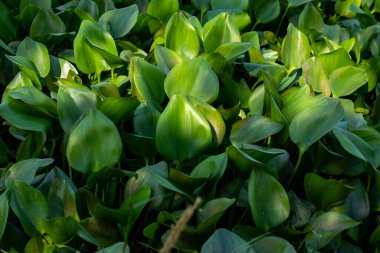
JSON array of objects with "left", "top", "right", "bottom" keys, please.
[
  {"left": 330, "top": 66, "right": 368, "bottom": 98},
  {"left": 156, "top": 95, "right": 212, "bottom": 161},
  {"left": 66, "top": 109, "right": 122, "bottom": 173},
  {"left": 147, "top": 0, "right": 179, "bottom": 22},
  {"left": 281, "top": 24, "right": 310, "bottom": 70},
  {"left": 252, "top": 0, "right": 280, "bottom": 25},
  {"left": 249, "top": 168, "right": 290, "bottom": 231},
  {"left": 165, "top": 12, "right": 200, "bottom": 60},
  {"left": 201, "top": 228, "right": 253, "bottom": 253}
]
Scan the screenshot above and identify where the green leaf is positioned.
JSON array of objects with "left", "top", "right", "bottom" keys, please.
[
  {"left": 165, "top": 12, "right": 200, "bottom": 60},
  {"left": 133, "top": 101, "right": 161, "bottom": 138},
  {"left": 0, "top": 192, "right": 9, "bottom": 241},
  {"left": 203, "top": 12, "right": 241, "bottom": 53},
  {"left": 304, "top": 173, "right": 352, "bottom": 210},
  {"left": 215, "top": 42, "right": 251, "bottom": 62},
  {"left": 9, "top": 181, "right": 49, "bottom": 234},
  {"left": 5, "top": 158, "right": 53, "bottom": 188},
  {"left": 201, "top": 228, "right": 253, "bottom": 253},
  {"left": 41, "top": 217, "right": 78, "bottom": 244},
  {"left": 330, "top": 66, "right": 368, "bottom": 98},
  {"left": 305, "top": 211, "right": 360, "bottom": 250},
  {"left": 154, "top": 45, "right": 183, "bottom": 74},
  {"left": 188, "top": 97, "right": 226, "bottom": 146},
  {"left": 289, "top": 97, "right": 344, "bottom": 153},
  {"left": 16, "top": 36, "right": 50, "bottom": 77},
  {"left": 66, "top": 109, "right": 122, "bottom": 173},
  {"left": 345, "top": 181, "right": 370, "bottom": 221},
  {"left": 164, "top": 57, "right": 219, "bottom": 103},
  {"left": 98, "top": 96, "right": 139, "bottom": 123},
  {"left": 156, "top": 94, "right": 212, "bottom": 161},
  {"left": 74, "top": 20, "right": 117, "bottom": 74},
  {"left": 252, "top": 236, "right": 296, "bottom": 253},
  {"left": 8, "top": 86, "right": 57, "bottom": 118},
  {"left": 252, "top": 0, "right": 280, "bottom": 25},
  {"left": 302, "top": 57, "right": 330, "bottom": 96},
  {"left": 129, "top": 57, "right": 166, "bottom": 110},
  {"left": 75, "top": 0, "right": 99, "bottom": 22},
  {"left": 334, "top": 0, "right": 361, "bottom": 18},
  {"left": 318, "top": 48, "right": 355, "bottom": 75},
  {"left": 147, "top": 0, "right": 179, "bottom": 22},
  {"left": 57, "top": 84, "right": 97, "bottom": 132},
  {"left": 281, "top": 24, "right": 310, "bottom": 70},
  {"left": 299, "top": 3, "right": 324, "bottom": 31},
  {"left": 248, "top": 168, "right": 290, "bottom": 231},
  {"left": 0, "top": 96, "right": 52, "bottom": 132},
  {"left": 99, "top": 4, "right": 138, "bottom": 39},
  {"left": 230, "top": 115, "right": 283, "bottom": 146},
  {"left": 197, "top": 198, "right": 235, "bottom": 237},
  {"left": 333, "top": 127, "right": 376, "bottom": 167},
  {"left": 30, "top": 8, "right": 66, "bottom": 39}
]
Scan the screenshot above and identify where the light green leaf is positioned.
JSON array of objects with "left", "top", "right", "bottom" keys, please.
[
  {"left": 16, "top": 36, "right": 50, "bottom": 77},
  {"left": 287, "top": 0, "right": 313, "bottom": 8},
  {"left": 74, "top": 20, "right": 117, "bottom": 74},
  {"left": 75, "top": 0, "right": 99, "bottom": 22},
  {"left": 299, "top": 3, "right": 324, "bottom": 31},
  {"left": 133, "top": 101, "right": 161, "bottom": 138},
  {"left": 156, "top": 95, "right": 212, "bottom": 161},
  {"left": 40, "top": 217, "right": 78, "bottom": 244},
  {"left": 129, "top": 57, "right": 165, "bottom": 110},
  {"left": 302, "top": 57, "right": 330, "bottom": 96},
  {"left": 281, "top": 24, "right": 310, "bottom": 70},
  {"left": 66, "top": 109, "right": 122, "bottom": 173},
  {"left": 230, "top": 115, "right": 283, "bottom": 146},
  {"left": 154, "top": 45, "right": 183, "bottom": 74},
  {"left": 164, "top": 57, "right": 219, "bottom": 103},
  {"left": 203, "top": 12, "right": 241, "bottom": 53},
  {"left": 249, "top": 168, "right": 290, "bottom": 231},
  {"left": 318, "top": 48, "right": 355, "bottom": 75},
  {"left": 147, "top": 0, "right": 179, "bottom": 22},
  {"left": 165, "top": 12, "right": 200, "bottom": 60},
  {"left": 99, "top": 4, "right": 138, "bottom": 39},
  {"left": 330, "top": 66, "right": 368, "bottom": 98},
  {"left": 98, "top": 96, "right": 140, "bottom": 123},
  {"left": 215, "top": 42, "right": 251, "bottom": 62},
  {"left": 289, "top": 97, "right": 344, "bottom": 153}
]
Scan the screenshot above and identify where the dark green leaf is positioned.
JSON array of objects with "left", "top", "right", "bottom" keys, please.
[
  {"left": 252, "top": 0, "right": 280, "bottom": 25},
  {"left": 252, "top": 236, "right": 296, "bottom": 253},
  {"left": 0, "top": 192, "right": 9, "bottom": 241},
  {"left": 201, "top": 228, "right": 253, "bottom": 253},
  {"left": 99, "top": 5, "right": 138, "bottom": 39}
]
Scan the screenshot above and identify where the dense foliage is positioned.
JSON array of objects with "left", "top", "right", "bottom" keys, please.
[{"left": 0, "top": 0, "right": 380, "bottom": 252}]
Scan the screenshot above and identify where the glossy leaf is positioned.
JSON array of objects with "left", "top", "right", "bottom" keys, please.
[
  {"left": 9, "top": 181, "right": 49, "bottom": 234},
  {"left": 164, "top": 57, "right": 219, "bottom": 103},
  {"left": 203, "top": 12, "right": 241, "bottom": 53},
  {"left": 66, "top": 109, "right": 122, "bottom": 173},
  {"left": 302, "top": 57, "right": 330, "bottom": 96},
  {"left": 304, "top": 173, "right": 352, "bottom": 210},
  {"left": 30, "top": 8, "right": 66, "bottom": 39},
  {"left": 248, "top": 168, "right": 290, "bottom": 231},
  {"left": 147, "top": 0, "right": 179, "bottom": 21},
  {"left": 345, "top": 181, "right": 370, "bottom": 221},
  {"left": 98, "top": 96, "right": 140, "bottom": 123},
  {"left": 330, "top": 66, "right": 368, "bottom": 98},
  {"left": 78, "top": 217, "right": 119, "bottom": 247},
  {"left": 95, "top": 242, "right": 130, "bottom": 253},
  {"left": 154, "top": 45, "right": 183, "bottom": 74},
  {"left": 74, "top": 20, "right": 117, "bottom": 74},
  {"left": 156, "top": 95, "right": 212, "bottom": 161},
  {"left": 211, "top": 0, "right": 249, "bottom": 10},
  {"left": 289, "top": 97, "right": 344, "bottom": 153},
  {"left": 41, "top": 217, "right": 78, "bottom": 244},
  {"left": 299, "top": 3, "right": 324, "bottom": 31},
  {"left": 215, "top": 42, "right": 251, "bottom": 62},
  {"left": 16, "top": 37, "right": 50, "bottom": 77},
  {"left": 281, "top": 24, "right": 310, "bottom": 70},
  {"left": 288, "top": 0, "right": 313, "bottom": 8},
  {"left": 129, "top": 57, "right": 166, "bottom": 110},
  {"left": 305, "top": 211, "right": 360, "bottom": 250},
  {"left": 99, "top": 4, "right": 138, "bottom": 39},
  {"left": 57, "top": 84, "right": 97, "bottom": 132},
  {"left": 230, "top": 115, "right": 283, "bottom": 146},
  {"left": 165, "top": 12, "right": 200, "bottom": 60},
  {"left": 133, "top": 101, "right": 161, "bottom": 138}
]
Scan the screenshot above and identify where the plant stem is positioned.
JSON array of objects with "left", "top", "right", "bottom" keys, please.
[{"left": 287, "top": 150, "right": 304, "bottom": 189}]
